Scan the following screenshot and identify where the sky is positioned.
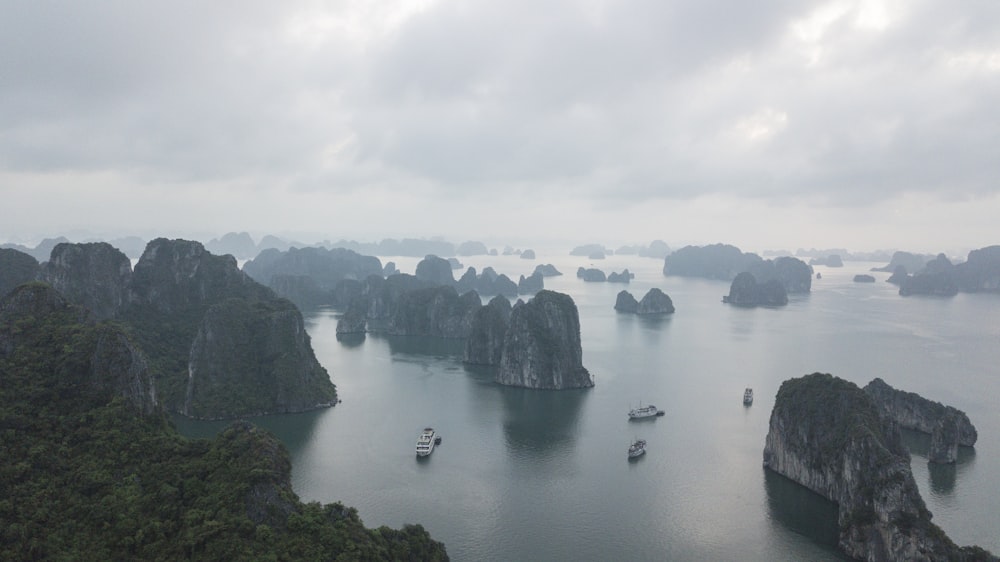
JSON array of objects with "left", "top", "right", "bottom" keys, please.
[{"left": 1, "top": 0, "right": 998, "bottom": 256}]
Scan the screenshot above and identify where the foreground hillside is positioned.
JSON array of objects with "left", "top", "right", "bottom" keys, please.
[{"left": 0, "top": 283, "right": 447, "bottom": 560}]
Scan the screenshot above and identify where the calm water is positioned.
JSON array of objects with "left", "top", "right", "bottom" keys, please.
[{"left": 175, "top": 254, "right": 1000, "bottom": 561}]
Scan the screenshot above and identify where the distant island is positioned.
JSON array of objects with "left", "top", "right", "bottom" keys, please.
[{"left": 663, "top": 244, "right": 812, "bottom": 295}]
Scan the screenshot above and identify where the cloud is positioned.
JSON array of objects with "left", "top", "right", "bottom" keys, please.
[{"left": 1, "top": 0, "right": 999, "bottom": 250}]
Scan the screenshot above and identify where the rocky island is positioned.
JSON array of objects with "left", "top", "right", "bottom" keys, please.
[
  {"left": 0, "top": 283, "right": 447, "bottom": 560},
  {"left": 763, "top": 373, "right": 995, "bottom": 561},
  {"left": 723, "top": 272, "right": 788, "bottom": 307}
]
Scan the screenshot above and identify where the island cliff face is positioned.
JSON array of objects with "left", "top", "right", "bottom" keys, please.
[
  {"left": 464, "top": 295, "right": 512, "bottom": 365},
  {"left": 38, "top": 242, "right": 132, "bottom": 320},
  {"left": 496, "top": 291, "right": 594, "bottom": 389},
  {"left": 185, "top": 298, "right": 336, "bottom": 419},
  {"left": 863, "top": 378, "right": 977, "bottom": 447},
  {"left": 763, "top": 373, "right": 995, "bottom": 561},
  {"left": 0, "top": 248, "right": 39, "bottom": 298},
  {"left": 386, "top": 286, "right": 480, "bottom": 338},
  {"left": 637, "top": 288, "right": 675, "bottom": 315},
  {"left": 724, "top": 272, "right": 788, "bottom": 307},
  {"left": 614, "top": 290, "right": 639, "bottom": 313}
]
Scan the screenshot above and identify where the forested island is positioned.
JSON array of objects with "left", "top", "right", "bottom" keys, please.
[{"left": 0, "top": 283, "right": 447, "bottom": 560}]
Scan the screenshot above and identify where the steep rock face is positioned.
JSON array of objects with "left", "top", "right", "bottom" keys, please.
[
  {"left": 242, "top": 246, "right": 383, "bottom": 304},
  {"left": 496, "top": 291, "right": 593, "bottom": 389},
  {"left": 663, "top": 243, "right": 763, "bottom": 280},
  {"left": 518, "top": 272, "right": 544, "bottom": 295},
  {"left": 763, "top": 373, "right": 992, "bottom": 561},
  {"left": 89, "top": 324, "right": 159, "bottom": 415},
  {"left": 464, "top": 295, "right": 512, "bottom": 365},
  {"left": 415, "top": 255, "right": 455, "bottom": 286},
  {"left": 336, "top": 303, "right": 368, "bottom": 334},
  {"left": 872, "top": 251, "right": 934, "bottom": 273},
  {"left": 185, "top": 298, "right": 336, "bottom": 419},
  {"left": 607, "top": 269, "right": 632, "bottom": 283},
  {"left": 263, "top": 274, "right": 329, "bottom": 310},
  {"left": 206, "top": 231, "right": 258, "bottom": 260},
  {"left": 38, "top": 242, "right": 133, "bottom": 320},
  {"left": 929, "top": 413, "right": 962, "bottom": 464},
  {"left": 887, "top": 266, "right": 909, "bottom": 285},
  {"left": 0, "top": 283, "right": 156, "bottom": 416},
  {"left": 455, "top": 267, "right": 478, "bottom": 295},
  {"left": 533, "top": 264, "right": 562, "bottom": 277},
  {"left": 493, "top": 274, "right": 518, "bottom": 298},
  {"left": 577, "top": 267, "right": 606, "bottom": 282},
  {"left": 637, "top": 288, "right": 675, "bottom": 315},
  {"left": 0, "top": 248, "right": 39, "bottom": 298},
  {"left": 614, "top": 290, "right": 639, "bottom": 313},
  {"left": 130, "top": 238, "right": 272, "bottom": 314},
  {"left": 863, "top": 378, "right": 977, "bottom": 446},
  {"left": 724, "top": 272, "right": 788, "bottom": 307},
  {"left": 386, "top": 286, "right": 480, "bottom": 338},
  {"left": 900, "top": 254, "right": 958, "bottom": 297},
  {"left": 955, "top": 245, "right": 1000, "bottom": 292}
]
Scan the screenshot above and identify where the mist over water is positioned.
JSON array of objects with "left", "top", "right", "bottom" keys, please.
[{"left": 175, "top": 254, "right": 999, "bottom": 561}]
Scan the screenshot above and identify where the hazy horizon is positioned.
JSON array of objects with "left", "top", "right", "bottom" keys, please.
[{"left": 3, "top": 2, "right": 999, "bottom": 257}]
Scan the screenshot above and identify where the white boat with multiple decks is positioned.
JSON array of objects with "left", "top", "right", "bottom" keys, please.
[
  {"left": 416, "top": 427, "right": 438, "bottom": 457},
  {"left": 743, "top": 388, "right": 754, "bottom": 405},
  {"left": 628, "top": 403, "right": 664, "bottom": 420}
]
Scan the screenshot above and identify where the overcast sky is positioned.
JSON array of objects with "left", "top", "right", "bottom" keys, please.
[{"left": 2, "top": 0, "right": 998, "bottom": 255}]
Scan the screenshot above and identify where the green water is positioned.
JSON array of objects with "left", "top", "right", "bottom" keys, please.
[{"left": 174, "top": 255, "right": 999, "bottom": 561}]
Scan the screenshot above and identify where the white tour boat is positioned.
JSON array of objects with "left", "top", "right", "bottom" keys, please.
[
  {"left": 416, "top": 427, "right": 438, "bottom": 457},
  {"left": 628, "top": 403, "right": 664, "bottom": 420},
  {"left": 628, "top": 439, "right": 647, "bottom": 459},
  {"left": 743, "top": 388, "right": 754, "bottom": 405}
]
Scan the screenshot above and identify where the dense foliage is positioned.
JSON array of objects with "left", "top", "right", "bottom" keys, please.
[{"left": 0, "top": 286, "right": 447, "bottom": 560}]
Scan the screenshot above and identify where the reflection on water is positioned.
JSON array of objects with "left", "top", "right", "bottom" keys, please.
[
  {"left": 372, "top": 333, "right": 467, "bottom": 358},
  {"left": 335, "top": 332, "right": 366, "bottom": 347},
  {"left": 501, "top": 387, "right": 589, "bottom": 456},
  {"left": 763, "top": 468, "right": 842, "bottom": 553},
  {"left": 900, "top": 428, "right": 978, "bottom": 497}
]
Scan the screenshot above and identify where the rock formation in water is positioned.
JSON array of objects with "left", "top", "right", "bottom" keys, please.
[
  {"left": 887, "top": 266, "right": 908, "bottom": 285},
  {"left": 36, "top": 242, "right": 133, "bottom": 321},
  {"left": 520, "top": 249, "right": 536, "bottom": 259},
  {"left": 955, "top": 245, "right": 1000, "bottom": 292},
  {"left": 457, "top": 240, "right": 488, "bottom": 256},
  {"left": 493, "top": 274, "right": 519, "bottom": 298},
  {"left": 748, "top": 256, "right": 813, "bottom": 294},
  {"left": 863, "top": 378, "right": 977, "bottom": 447},
  {"left": 336, "top": 302, "right": 368, "bottom": 334},
  {"left": 386, "top": 286, "right": 481, "bottom": 338},
  {"left": 577, "top": 267, "right": 606, "bottom": 282},
  {"left": 570, "top": 244, "right": 607, "bottom": 257},
  {"left": 1, "top": 236, "right": 70, "bottom": 261},
  {"left": 185, "top": 297, "right": 336, "bottom": 419},
  {"left": 614, "top": 290, "right": 639, "bottom": 313},
  {"left": 496, "top": 290, "right": 593, "bottom": 389},
  {"left": 724, "top": 272, "right": 788, "bottom": 307},
  {"left": 0, "top": 247, "right": 39, "bottom": 298},
  {"left": 929, "top": 412, "right": 963, "bottom": 464},
  {"left": 763, "top": 373, "right": 995, "bottom": 561},
  {"left": 243, "top": 246, "right": 383, "bottom": 309},
  {"left": 872, "top": 251, "right": 935, "bottom": 273},
  {"left": 125, "top": 239, "right": 335, "bottom": 418},
  {"left": 607, "top": 269, "right": 632, "bottom": 283},
  {"left": 637, "top": 288, "right": 675, "bottom": 315},
  {"left": 899, "top": 254, "right": 959, "bottom": 297},
  {"left": 640, "top": 240, "right": 671, "bottom": 259},
  {"left": 415, "top": 255, "right": 457, "bottom": 286},
  {"left": 663, "top": 243, "right": 764, "bottom": 280},
  {"left": 464, "top": 295, "right": 512, "bottom": 365},
  {"left": 518, "top": 272, "right": 544, "bottom": 295},
  {"left": 447, "top": 257, "right": 463, "bottom": 270},
  {"left": 853, "top": 274, "right": 876, "bottom": 283},
  {"left": 534, "top": 264, "right": 562, "bottom": 277},
  {"left": 808, "top": 254, "right": 843, "bottom": 267}
]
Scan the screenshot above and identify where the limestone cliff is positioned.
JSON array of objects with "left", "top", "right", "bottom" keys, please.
[
  {"left": 385, "top": 286, "right": 480, "bottom": 338},
  {"left": 863, "top": 378, "right": 977, "bottom": 447},
  {"left": 464, "top": 295, "right": 512, "bottom": 365},
  {"left": 242, "top": 246, "right": 383, "bottom": 308},
  {"left": 0, "top": 248, "right": 39, "bottom": 298},
  {"left": 763, "top": 373, "right": 995, "bottom": 561},
  {"left": 0, "top": 283, "right": 156, "bottom": 416},
  {"left": 185, "top": 298, "right": 336, "bottom": 419},
  {"left": 724, "top": 272, "right": 788, "bottom": 307},
  {"left": 637, "top": 288, "right": 675, "bottom": 315},
  {"left": 614, "top": 290, "right": 639, "bottom": 313},
  {"left": 37, "top": 242, "right": 133, "bottom": 320},
  {"left": 415, "top": 255, "right": 456, "bottom": 286},
  {"left": 496, "top": 291, "right": 593, "bottom": 389},
  {"left": 517, "top": 272, "right": 544, "bottom": 295}
]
